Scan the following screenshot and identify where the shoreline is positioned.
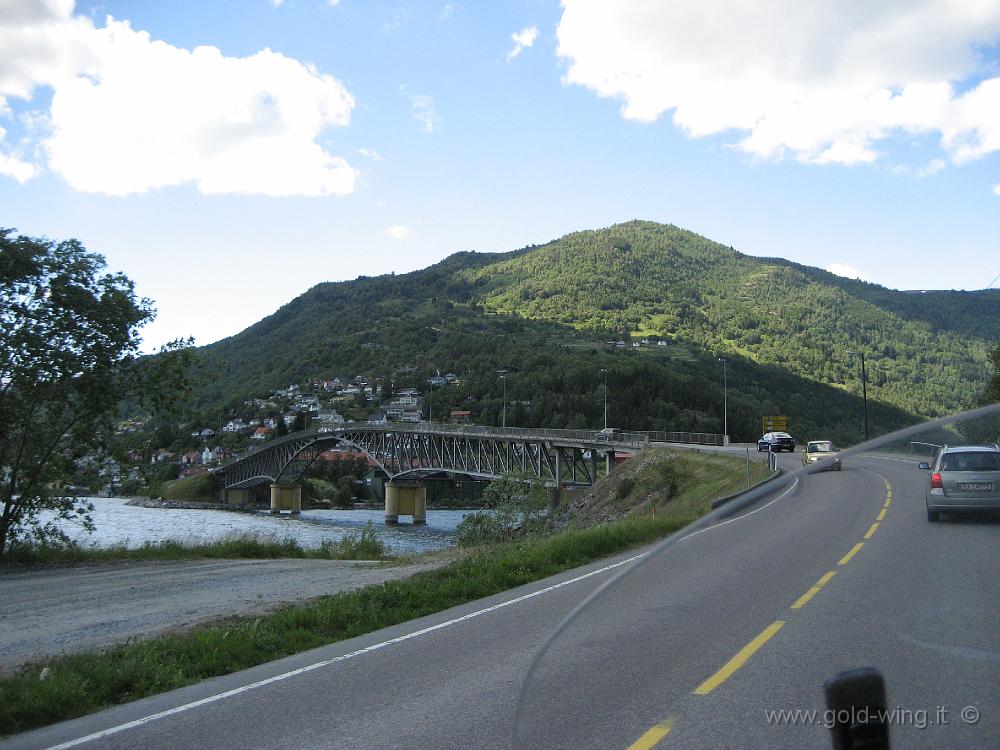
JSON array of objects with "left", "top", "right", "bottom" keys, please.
[{"left": 123, "top": 497, "right": 483, "bottom": 512}]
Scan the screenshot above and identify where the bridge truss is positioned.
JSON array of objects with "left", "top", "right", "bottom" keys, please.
[{"left": 216, "top": 424, "right": 648, "bottom": 490}]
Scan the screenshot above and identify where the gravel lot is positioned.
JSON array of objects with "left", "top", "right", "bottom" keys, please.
[{"left": 0, "top": 558, "right": 443, "bottom": 673}]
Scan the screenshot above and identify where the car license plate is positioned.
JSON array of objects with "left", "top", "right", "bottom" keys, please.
[{"left": 959, "top": 482, "right": 993, "bottom": 491}]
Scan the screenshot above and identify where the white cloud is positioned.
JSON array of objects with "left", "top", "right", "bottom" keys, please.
[
  {"left": 993, "top": 184, "right": 1000, "bottom": 197},
  {"left": 825, "top": 263, "right": 868, "bottom": 281},
  {"left": 556, "top": 1, "right": 1000, "bottom": 167},
  {"left": 0, "top": 125, "right": 38, "bottom": 182},
  {"left": 383, "top": 9, "right": 409, "bottom": 32},
  {"left": 385, "top": 224, "right": 412, "bottom": 240},
  {"left": 440, "top": 4, "right": 455, "bottom": 21},
  {"left": 891, "top": 157, "right": 947, "bottom": 178},
  {"left": 507, "top": 25, "right": 539, "bottom": 62},
  {"left": 358, "top": 147, "right": 381, "bottom": 160},
  {"left": 399, "top": 86, "right": 439, "bottom": 132},
  {"left": 0, "top": 0, "right": 357, "bottom": 196}
]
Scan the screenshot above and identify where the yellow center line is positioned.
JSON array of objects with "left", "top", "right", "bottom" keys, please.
[
  {"left": 693, "top": 621, "right": 785, "bottom": 695},
  {"left": 876, "top": 508, "right": 887, "bottom": 521},
  {"left": 864, "top": 522, "right": 880, "bottom": 539},
  {"left": 790, "top": 570, "right": 837, "bottom": 610},
  {"left": 627, "top": 718, "right": 675, "bottom": 750},
  {"left": 839, "top": 542, "right": 864, "bottom": 565},
  {"left": 883, "top": 499, "right": 891, "bottom": 508}
]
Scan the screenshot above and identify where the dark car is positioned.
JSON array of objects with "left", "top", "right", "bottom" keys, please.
[{"left": 757, "top": 431, "right": 795, "bottom": 452}]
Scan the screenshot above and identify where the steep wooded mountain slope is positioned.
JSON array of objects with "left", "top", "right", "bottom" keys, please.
[
  {"left": 194, "top": 221, "right": 996, "bottom": 442},
  {"left": 457, "top": 221, "right": 993, "bottom": 416}
]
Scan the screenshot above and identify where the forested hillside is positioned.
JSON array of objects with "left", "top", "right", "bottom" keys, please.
[
  {"left": 459, "top": 221, "right": 992, "bottom": 417},
  {"left": 193, "top": 221, "right": 996, "bottom": 444}
]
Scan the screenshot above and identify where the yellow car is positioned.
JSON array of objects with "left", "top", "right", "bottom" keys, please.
[{"left": 802, "top": 440, "right": 842, "bottom": 471}]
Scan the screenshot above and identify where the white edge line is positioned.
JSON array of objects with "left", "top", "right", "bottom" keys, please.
[
  {"left": 50, "top": 475, "right": 800, "bottom": 749},
  {"left": 47, "top": 553, "right": 646, "bottom": 749},
  {"left": 680, "top": 477, "right": 799, "bottom": 541}
]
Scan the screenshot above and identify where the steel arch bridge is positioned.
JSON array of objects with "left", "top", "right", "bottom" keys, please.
[{"left": 215, "top": 423, "right": 651, "bottom": 490}]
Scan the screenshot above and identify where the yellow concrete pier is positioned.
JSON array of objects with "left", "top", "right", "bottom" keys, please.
[
  {"left": 384, "top": 481, "right": 427, "bottom": 525},
  {"left": 270, "top": 483, "right": 302, "bottom": 515}
]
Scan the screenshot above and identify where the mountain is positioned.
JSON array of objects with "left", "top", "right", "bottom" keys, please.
[{"left": 192, "top": 221, "right": 997, "bottom": 444}]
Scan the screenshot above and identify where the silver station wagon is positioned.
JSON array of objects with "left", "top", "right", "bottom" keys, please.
[{"left": 920, "top": 445, "right": 1000, "bottom": 522}]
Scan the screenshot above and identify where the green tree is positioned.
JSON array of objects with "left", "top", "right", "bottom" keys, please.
[
  {"left": 0, "top": 229, "right": 196, "bottom": 554},
  {"left": 455, "top": 472, "right": 548, "bottom": 546},
  {"left": 983, "top": 344, "right": 1000, "bottom": 404}
]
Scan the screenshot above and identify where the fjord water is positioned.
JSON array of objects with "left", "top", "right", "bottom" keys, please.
[{"left": 45, "top": 498, "right": 473, "bottom": 554}]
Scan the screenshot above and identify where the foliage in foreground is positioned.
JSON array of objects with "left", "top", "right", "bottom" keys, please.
[
  {"left": 0, "top": 228, "right": 196, "bottom": 554},
  {"left": 0, "top": 514, "right": 689, "bottom": 736}
]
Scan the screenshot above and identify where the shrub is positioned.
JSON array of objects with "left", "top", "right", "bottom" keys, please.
[
  {"left": 456, "top": 511, "right": 511, "bottom": 547},
  {"left": 321, "top": 522, "right": 388, "bottom": 559}
]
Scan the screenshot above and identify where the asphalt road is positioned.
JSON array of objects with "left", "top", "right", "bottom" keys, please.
[{"left": 5, "top": 454, "right": 998, "bottom": 750}]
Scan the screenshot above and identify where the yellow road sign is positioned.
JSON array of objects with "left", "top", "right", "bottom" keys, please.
[{"left": 762, "top": 415, "right": 788, "bottom": 432}]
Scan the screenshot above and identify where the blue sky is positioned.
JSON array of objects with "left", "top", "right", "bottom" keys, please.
[{"left": 2, "top": 0, "right": 999, "bottom": 350}]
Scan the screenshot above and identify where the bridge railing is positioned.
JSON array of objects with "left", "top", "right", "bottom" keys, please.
[
  {"left": 353, "top": 421, "right": 651, "bottom": 448},
  {"left": 217, "top": 422, "right": 727, "bottom": 471},
  {"left": 646, "top": 431, "right": 726, "bottom": 446}
]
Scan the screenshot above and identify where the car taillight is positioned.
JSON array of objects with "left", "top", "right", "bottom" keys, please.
[{"left": 930, "top": 472, "right": 943, "bottom": 489}]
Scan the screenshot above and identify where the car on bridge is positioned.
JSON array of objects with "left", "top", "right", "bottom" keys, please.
[
  {"left": 757, "top": 431, "right": 795, "bottom": 452},
  {"left": 801, "top": 439, "right": 842, "bottom": 470},
  {"left": 920, "top": 444, "right": 1000, "bottom": 522},
  {"left": 593, "top": 427, "right": 623, "bottom": 442}
]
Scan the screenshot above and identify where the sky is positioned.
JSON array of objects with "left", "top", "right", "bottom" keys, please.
[{"left": 2, "top": 0, "right": 999, "bottom": 351}]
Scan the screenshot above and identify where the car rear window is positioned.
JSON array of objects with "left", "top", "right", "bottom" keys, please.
[{"left": 939, "top": 452, "right": 1000, "bottom": 471}]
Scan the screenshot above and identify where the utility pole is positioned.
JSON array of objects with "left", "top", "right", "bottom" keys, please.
[
  {"left": 498, "top": 369, "right": 508, "bottom": 428},
  {"left": 860, "top": 351, "right": 869, "bottom": 442},
  {"left": 848, "top": 350, "right": 870, "bottom": 442},
  {"left": 719, "top": 357, "right": 728, "bottom": 444}
]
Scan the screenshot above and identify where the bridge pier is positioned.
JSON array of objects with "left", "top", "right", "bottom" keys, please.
[
  {"left": 270, "top": 483, "right": 302, "bottom": 515},
  {"left": 223, "top": 487, "right": 251, "bottom": 506},
  {"left": 606, "top": 450, "right": 615, "bottom": 475},
  {"left": 384, "top": 481, "right": 427, "bottom": 525}
]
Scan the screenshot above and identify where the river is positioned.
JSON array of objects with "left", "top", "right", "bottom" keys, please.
[{"left": 48, "top": 498, "right": 476, "bottom": 554}]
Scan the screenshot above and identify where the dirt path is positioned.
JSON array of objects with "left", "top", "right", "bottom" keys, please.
[{"left": 0, "top": 558, "right": 444, "bottom": 673}]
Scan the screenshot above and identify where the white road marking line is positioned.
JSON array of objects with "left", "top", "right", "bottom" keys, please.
[
  {"left": 680, "top": 478, "right": 800, "bottom": 542},
  {"left": 49, "top": 477, "right": 800, "bottom": 748},
  {"left": 47, "top": 553, "right": 645, "bottom": 749}
]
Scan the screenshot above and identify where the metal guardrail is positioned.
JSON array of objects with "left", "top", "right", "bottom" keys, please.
[{"left": 645, "top": 430, "right": 726, "bottom": 446}]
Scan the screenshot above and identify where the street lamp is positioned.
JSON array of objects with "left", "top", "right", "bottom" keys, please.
[
  {"left": 600, "top": 368, "right": 608, "bottom": 430},
  {"left": 428, "top": 377, "right": 434, "bottom": 423},
  {"left": 847, "top": 350, "right": 870, "bottom": 442},
  {"left": 497, "top": 369, "right": 508, "bottom": 428},
  {"left": 718, "top": 357, "right": 728, "bottom": 443}
]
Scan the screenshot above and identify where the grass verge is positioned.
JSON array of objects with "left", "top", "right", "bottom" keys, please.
[{"left": 0, "top": 513, "right": 692, "bottom": 737}]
